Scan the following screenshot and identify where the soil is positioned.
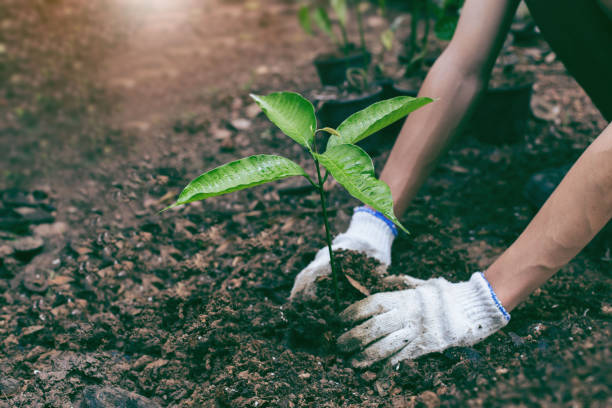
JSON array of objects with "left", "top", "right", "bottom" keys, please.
[
  {"left": 488, "top": 67, "right": 535, "bottom": 89},
  {"left": 286, "top": 250, "right": 404, "bottom": 353},
  {"left": 1, "top": 0, "right": 611, "bottom": 407}
]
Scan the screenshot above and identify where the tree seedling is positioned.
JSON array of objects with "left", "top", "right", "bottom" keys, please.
[{"left": 165, "top": 92, "right": 433, "bottom": 308}]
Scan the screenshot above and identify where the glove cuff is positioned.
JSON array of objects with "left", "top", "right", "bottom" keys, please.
[
  {"left": 335, "top": 207, "right": 396, "bottom": 265},
  {"left": 454, "top": 272, "right": 510, "bottom": 333}
]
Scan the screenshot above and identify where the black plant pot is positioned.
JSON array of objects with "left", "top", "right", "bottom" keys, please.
[
  {"left": 317, "top": 87, "right": 384, "bottom": 154},
  {"left": 314, "top": 51, "right": 372, "bottom": 87},
  {"left": 388, "top": 81, "right": 533, "bottom": 145},
  {"left": 469, "top": 81, "right": 533, "bottom": 145}
]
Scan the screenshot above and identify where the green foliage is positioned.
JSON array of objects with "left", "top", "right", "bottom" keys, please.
[
  {"left": 298, "top": 5, "right": 312, "bottom": 35},
  {"left": 298, "top": 0, "right": 370, "bottom": 53},
  {"left": 312, "top": 6, "right": 337, "bottom": 44},
  {"left": 434, "top": 15, "right": 458, "bottom": 41},
  {"left": 166, "top": 155, "right": 307, "bottom": 209},
  {"left": 250, "top": 92, "right": 316, "bottom": 150},
  {"left": 169, "top": 91, "right": 432, "bottom": 230},
  {"left": 167, "top": 91, "right": 433, "bottom": 305},
  {"left": 328, "top": 96, "right": 433, "bottom": 147},
  {"left": 330, "top": 0, "right": 347, "bottom": 28},
  {"left": 380, "top": 29, "right": 394, "bottom": 52},
  {"left": 315, "top": 144, "right": 408, "bottom": 233},
  {"left": 433, "top": 0, "right": 463, "bottom": 41}
]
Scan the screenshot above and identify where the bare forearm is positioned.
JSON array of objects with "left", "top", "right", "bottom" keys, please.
[
  {"left": 380, "top": 0, "right": 519, "bottom": 215},
  {"left": 486, "top": 123, "right": 612, "bottom": 310},
  {"left": 380, "top": 55, "right": 485, "bottom": 214}
]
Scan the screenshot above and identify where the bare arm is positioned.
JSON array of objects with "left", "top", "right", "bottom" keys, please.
[
  {"left": 381, "top": 0, "right": 520, "bottom": 215},
  {"left": 486, "top": 123, "right": 612, "bottom": 310}
]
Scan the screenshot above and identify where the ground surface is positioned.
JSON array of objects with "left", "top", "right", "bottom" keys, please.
[{"left": 0, "top": 0, "right": 610, "bottom": 407}]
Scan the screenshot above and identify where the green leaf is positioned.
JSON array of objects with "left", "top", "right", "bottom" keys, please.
[
  {"left": 166, "top": 155, "right": 307, "bottom": 209},
  {"left": 312, "top": 7, "right": 336, "bottom": 43},
  {"left": 298, "top": 5, "right": 312, "bottom": 35},
  {"left": 315, "top": 144, "right": 407, "bottom": 233},
  {"left": 434, "top": 15, "right": 458, "bottom": 41},
  {"left": 250, "top": 92, "right": 316, "bottom": 149},
  {"left": 380, "top": 29, "right": 393, "bottom": 51},
  {"left": 327, "top": 96, "right": 433, "bottom": 148},
  {"left": 331, "top": 0, "right": 347, "bottom": 28}
]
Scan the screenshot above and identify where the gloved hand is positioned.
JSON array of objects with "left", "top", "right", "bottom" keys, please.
[
  {"left": 289, "top": 207, "right": 397, "bottom": 301},
  {"left": 337, "top": 272, "right": 510, "bottom": 367}
]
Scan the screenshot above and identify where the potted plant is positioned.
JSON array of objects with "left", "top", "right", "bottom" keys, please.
[
  {"left": 299, "top": 0, "right": 371, "bottom": 86},
  {"left": 313, "top": 5, "right": 407, "bottom": 154},
  {"left": 392, "top": 0, "right": 460, "bottom": 97}
]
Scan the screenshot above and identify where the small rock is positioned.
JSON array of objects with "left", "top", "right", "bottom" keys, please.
[
  {"left": 230, "top": 118, "right": 251, "bottom": 131},
  {"left": 0, "top": 377, "right": 20, "bottom": 396},
  {"left": 32, "top": 222, "right": 68, "bottom": 237},
  {"left": 12, "top": 236, "right": 44, "bottom": 260},
  {"left": 211, "top": 126, "right": 232, "bottom": 141},
  {"left": 298, "top": 372, "right": 310, "bottom": 379},
  {"left": 79, "top": 386, "right": 161, "bottom": 408},
  {"left": 417, "top": 390, "right": 440, "bottom": 408},
  {"left": 495, "top": 367, "right": 509, "bottom": 375}
]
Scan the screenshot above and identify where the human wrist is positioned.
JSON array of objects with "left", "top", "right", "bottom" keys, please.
[
  {"left": 453, "top": 272, "right": 510, "bottom": 328},
  {"left": 335, "top": 207, "right": 397, "bottom": 265}
]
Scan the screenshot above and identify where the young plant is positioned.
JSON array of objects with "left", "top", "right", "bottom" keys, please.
[
  {"left": 299, "top": 0, "right": 367, "bottom": 54},
  {"left": 165, "top": 92, "right": 433, "bottom": 308}
]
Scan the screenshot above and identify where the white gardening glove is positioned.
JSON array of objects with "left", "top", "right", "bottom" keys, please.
[
  {"left": 289, "top": 207, "right": 397, "bottom": 301},
  {"left": 337, "top": 272, "right": 510, "bottom": 367}
]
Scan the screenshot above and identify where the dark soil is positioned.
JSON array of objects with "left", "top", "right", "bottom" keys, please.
[
  {"left": 1, "top": 0, "right": 610, "bottom": 407},
  {"left": 286, "top": 250, "right": 404, "bottom": 353}
]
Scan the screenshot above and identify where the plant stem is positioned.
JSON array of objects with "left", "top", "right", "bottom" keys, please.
[
  {"left": 314, "top": 159, "right": 340, "bottom": 310},
  {"left": 356, "top": 3, "right": 366, "bottom": 51},
  {"left": 339, "top": 23, "right": 350, "bottom": 55}
]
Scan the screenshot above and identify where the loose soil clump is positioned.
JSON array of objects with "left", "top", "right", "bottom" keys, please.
[{"left": 286, "top": 250, "right": 404, "bottom": 352}]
